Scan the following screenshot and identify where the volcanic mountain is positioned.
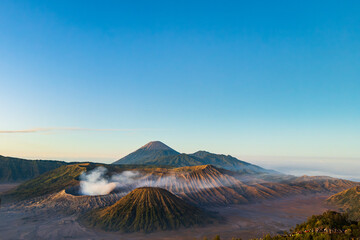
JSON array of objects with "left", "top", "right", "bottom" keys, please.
[
  {"left": 112, "top": 141, "right": 180, "bottom": 165},
  {"left": 11, "top": 188, "right": 124, "bottom": 214},
  {"left": 113, "top": 141, "right": 272, "bottom": 174},
  {"left": 5, "top": 162, "right": 358, "bottom": 208},
  {"left": 1, "top": 162, "right": 140, "bottom": 202},
  {"left": 327, "top": 186, "right": 360, "bottom": 221},
  {"left": 82, "top": 187, "right": 212, "bottom": 232},
  {"left": 1, "top": 164, "right": 87, "bottom": 202}
]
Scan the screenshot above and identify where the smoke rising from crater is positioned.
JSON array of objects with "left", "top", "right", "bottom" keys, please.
[
  {"left": 79, "top": 166, "right": 258, "bottom": 196},
  {"left": 79, "top": 167, "right": 117, "bottom": 195},
  {"left": 79, "top": 167, "right": 141, "bottom": 195}
]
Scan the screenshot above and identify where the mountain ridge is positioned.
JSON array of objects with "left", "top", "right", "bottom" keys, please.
[
  {"left": 113, "top": 141, "right": 273, "bottom": 174},
  {"left": 0, "top": 155, "right": 67, "bottom": 183}
]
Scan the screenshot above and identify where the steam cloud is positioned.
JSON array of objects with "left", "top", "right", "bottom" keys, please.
[
  {"left": 79, "top": 167, "right": 116, "bottom": 195},
  {"left": 79, "top": 166, "right": 258, "bottom": 196},
  {"left": 79, "top": 167, "right": 140, "bottom": 196}
]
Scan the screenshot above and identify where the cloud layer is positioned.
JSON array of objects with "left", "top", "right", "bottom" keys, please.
[{"left": 0, "top": 127, "right": 150, "bottom": 134}]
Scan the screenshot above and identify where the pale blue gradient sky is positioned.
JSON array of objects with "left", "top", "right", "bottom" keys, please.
[{"left": 0, "top": 1, "right": 359, "bottom": 178}]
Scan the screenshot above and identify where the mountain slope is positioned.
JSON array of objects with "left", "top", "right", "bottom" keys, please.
[
  {"left": 138, "top": 152, "right": 272, "bottom": 174},
  {"left": 191, "top": 151, "right": 273, "bottom": 173},
  {"left": 252, "top": 211, "right": 360, "bottom": 240},
  {"left": 113, "top": 141, "right": 272, "bottom": 174},
  {"left": 0, "top": 155, "right": 67, "bottom": 182},
  {"left": 327, "top": 186, "right": 360, "bottom": 221},
  {"left": 113, "top": 141, "right": 179, "bottom": 165},
  {"left": 130, "top": 165, "right": 357, "bottom": 206},
  {"left": 287, "top": 175, "right": 357, "bottom": 193},
  {"left": 12, "top": 189, "right": 124, "bottom": 214},
  {"left": 6, "top": 162, "right": 357, "bottom": 208},
  {"left": 1, "top": 164, "right": 88, "bottom": 202},
  {"left": 82, "top": 187, "right": 212, "bottom": 232}
]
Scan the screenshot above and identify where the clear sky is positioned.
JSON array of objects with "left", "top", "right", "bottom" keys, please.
[{"left": 0, "top": 1, "right": 359, "bottom": 178}]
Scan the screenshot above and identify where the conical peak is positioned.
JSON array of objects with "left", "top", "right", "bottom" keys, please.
[{"left": 139, "top": 141, "right": 175, "bottom": 151}]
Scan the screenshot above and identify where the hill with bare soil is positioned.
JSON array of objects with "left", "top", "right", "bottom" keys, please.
[{"left": 82, "top": 187, "right": 213, "bottom": 232}]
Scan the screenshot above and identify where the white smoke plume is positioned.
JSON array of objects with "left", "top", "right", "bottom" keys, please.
[
  {"left": 79, "top": 166, "right": 261, "bottom": 196},
  {"left": 79, "top": 167, "right": 117, "bottom": 195},
  {"left": 111, "top": 170, "right": 140, "bottom": 185},
  {"left": 79, "top": 167, "right": 141, "bottom": 196}
]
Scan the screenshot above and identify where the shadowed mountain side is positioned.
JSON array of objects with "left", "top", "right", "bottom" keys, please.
[
  {"left": 1, "top": 164, "right": 87, "bottom": 202},
  {"left": 81, "top": 187, "right": 214, "bottom": 232},
  {"left": 327, "top": 186, "right": 360, "bottom": 221},
  {"left": 190, "top": 151, "right": 274, "bottom": 174},
  {"left": 0, "top": 155, "right": 67, "bottom": 183},
  {"left": 0, "top": 163, "right": 144, "bottom": 203}
]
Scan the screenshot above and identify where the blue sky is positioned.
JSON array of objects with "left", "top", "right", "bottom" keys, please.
[{"left": 0, "top": 1, "right": 359, "bottom": 178}]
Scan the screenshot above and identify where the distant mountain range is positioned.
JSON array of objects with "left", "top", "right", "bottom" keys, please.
[
  {"left": 113, "top": 141, "right": 273, "bottom": 174},
  {"left": 0, "top": 155, "right": 67, "bottom": 182}
]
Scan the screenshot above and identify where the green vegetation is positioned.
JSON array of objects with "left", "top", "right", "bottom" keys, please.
[
  {"left": 328, "top": 186, "right": 360, "bottom": 221},
  {"left": 144, "top": 154, "right": 206, "bottom": 167},
  {"left": 214, "top": 211, "right": 360, "bottom": 240},
  {"left": 262, "top": 210, "right": 360, "bottom": 239},
  {"left": 1, "top": 164, "right": 88, "bottom": 202},
  {"left": 82, "top": 187, "right": 214, "bottom": 232},
  {"left": 0, "top": 155, "right": 67, "bottom": 182},
  {"left": 202, "top": 235, "right": 241, "bottom": 240}
]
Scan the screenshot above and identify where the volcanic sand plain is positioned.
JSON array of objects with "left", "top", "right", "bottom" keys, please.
[{"left": 0, "top": 191, "right": 337, "bottom": 240}]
